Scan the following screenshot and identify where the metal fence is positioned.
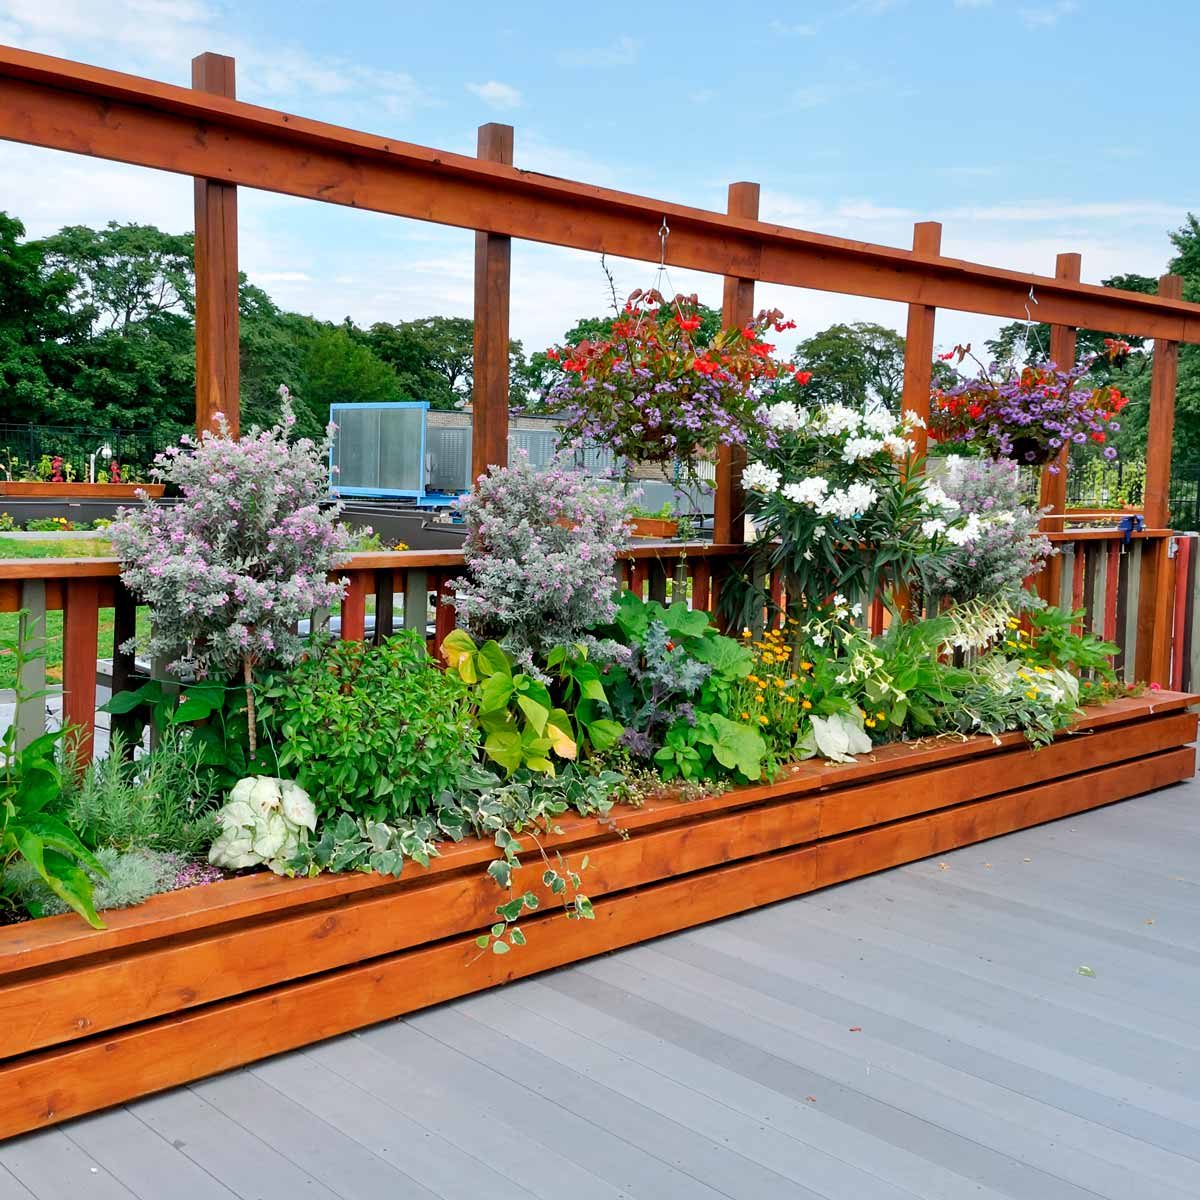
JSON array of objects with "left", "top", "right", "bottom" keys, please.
[{"left": 0, "top": 424, "right": 175, "bottom": 479}]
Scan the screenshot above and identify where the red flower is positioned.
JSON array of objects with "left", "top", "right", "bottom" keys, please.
[
  {"left": 1091, "top": 431, "right": 1106, "bottom": 443},
  {"left": 795, "top": 370, "right": 813, "bottom": 385},
  {"left": 546, "top": 348, "right": 560, "bottom": 361},
  {"left": 968, "top": 404, "right": 983, "bottom": 420},
  {"left": 678, "top": 315, "right": 702, "bottom": 332}
]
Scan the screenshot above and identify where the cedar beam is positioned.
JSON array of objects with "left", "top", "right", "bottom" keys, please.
[
  {"left": 2, "top": 48, "right": 1200, "bottom": 341},
  {"left": 714, "top": 181, "right": 759, "bottom": 547},
  {"left": 191, "top": 52, "right": 240, "bottom": 438},
  {"left": 1136, "top": 274, "right": 1184, "bottom": 684},
  {"left": 900, "top": 221, "right": 941, "bottom": 461},
  {"left": 1143, "top": 274, "right": 1183, "bottom": 528},
  {"left": 1037, "top": 252, "right": 1081, "bottom": 603},
  {"left": 471, "top": 123, "right": 513, "bottom": 484}
]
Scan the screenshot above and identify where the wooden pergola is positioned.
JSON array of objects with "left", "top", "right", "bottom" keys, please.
[{"left": 0, "top": 44, "right": 1197, "bottom": 679}]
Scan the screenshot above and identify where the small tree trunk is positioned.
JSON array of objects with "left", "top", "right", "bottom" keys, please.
[{"left": 243, "top": 654, "right": 258, "bottom": 760}]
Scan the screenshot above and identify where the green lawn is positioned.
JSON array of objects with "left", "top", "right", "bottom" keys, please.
[{"left": 0, "top": 537, "right": 113, "bottom": 559}]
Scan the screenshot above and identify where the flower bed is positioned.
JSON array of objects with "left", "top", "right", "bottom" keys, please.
[
  {"left": 0, "top": 482, "right": 165, "bottom": 499},
  {"left": 0, "top": 691, "right": 1193, "bottom": 1140}
]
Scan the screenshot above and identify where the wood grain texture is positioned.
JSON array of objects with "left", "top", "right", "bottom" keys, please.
[
  {"left": 0, "top": 736, "right": 1191, "bottom": 1141},
  {"left": 713, "top": 181, "right": 759, "bottom": 547},
  {"left": 900, "top": 221, "right": 942, "bottom": 460},
  {"left": 471, "top": 122, "right": 512, "bottom": 483},
  {"left": 191, "top": 52, "right": 239, "bottom": 438},
  {"left": 2, "top": 48, "right": 1199, "bottom": 340}
]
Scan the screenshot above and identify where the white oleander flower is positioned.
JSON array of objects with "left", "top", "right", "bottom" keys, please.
[
  {"left": 819, "top": 403, "right": 862, "bottom": 436},
  {"left": 902, "top": 409, "right": 926, "bottom": 430},
  {"left": 842, "top": 436, "right": 885, "bottom": 463},
  {"left": 765, "top": 400, "right": 808, "bottom": 431},
  {"left": 863, "top": 407, "right": 898, "bottom": 435},
  {"left": 743, "top": 462, "right": 782, "bottom": 493},
  {"left": 922, "top": 517, "right": 948, "bottom": 538},
  {"left": 782, "top": 476, "right": 829, "bottom": 506}
]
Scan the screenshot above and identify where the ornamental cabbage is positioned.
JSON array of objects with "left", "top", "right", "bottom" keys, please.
[{"left": 208, "top": 776, "right": 317, "bottom": 873}]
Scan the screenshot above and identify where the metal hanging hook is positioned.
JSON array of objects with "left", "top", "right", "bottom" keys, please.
[{"left": 658, "top": 216, "right": 670, "bottom": 268}]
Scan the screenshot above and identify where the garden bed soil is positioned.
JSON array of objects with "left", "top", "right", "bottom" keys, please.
[
  {"left": 0, "top": 691, "right": 1195, "bottom": 1139},
  {"left": 0, "top": 482, "right": 164, "bottom": 499}
]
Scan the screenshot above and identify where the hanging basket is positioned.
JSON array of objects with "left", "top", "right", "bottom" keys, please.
[{"left": 1003, "top": 436, "right": 1054, "bottom": 467}]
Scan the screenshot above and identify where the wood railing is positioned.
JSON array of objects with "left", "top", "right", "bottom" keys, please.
[
  {"left": 0, "top": 542, "right": 746, "bottom": 762},
  {"left": 6, "top": 529, "right": 1193, "bottom": 764}
]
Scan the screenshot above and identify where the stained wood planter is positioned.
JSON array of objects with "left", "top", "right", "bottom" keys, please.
[
  {"left": 0, "top": 482, "right": 165, "bottom": 499},
  {"left": 0, "top": 692, "right": 1195, "bottom": 1140}
]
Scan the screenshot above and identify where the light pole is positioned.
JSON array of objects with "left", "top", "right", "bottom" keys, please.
[{"left": 90, "top": 442, "right": 113, "bottom": 484}]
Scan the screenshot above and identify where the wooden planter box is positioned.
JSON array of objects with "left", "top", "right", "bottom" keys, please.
[
  {"left": 0, "top": 692, "right": 1194, "bottom": 1140},
  {"left": 0, "top": 482, "right": 164, "bottom": 499},
  {"left": 629, "top": 516, "right": 679, "bottom": 539}
]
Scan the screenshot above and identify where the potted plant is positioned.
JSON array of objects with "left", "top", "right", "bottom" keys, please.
[
  {"left": 542, "top": 289, "right": 806, "bottom": 483},
  {"left": 928, "top": 343, "right": 1130, "bottom": 470}
]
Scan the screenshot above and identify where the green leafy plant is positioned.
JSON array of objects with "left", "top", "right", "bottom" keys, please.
[
  {"left": 101, "top": 677, "right": 267, "bottom": 792},
  {"left": 257, "top": 632, "right": 478, "bottom": 822},
  {"left": 653, "top": 711, "right": 767, "bottom": 783},
  {"left": 5, "top": 846, "right": 182, "bottom": 919},
  {"left": 0, "top": 630, "right": 104, "bottom": 927},
  {"left": 441, "top": 631, "right": 622, "bottom": 776},
  {"left": 208, "top": 776, "right": 317, "bottom": 872},
  {"left": 59, "top": 730, "right": 220, "bottom": 858}
]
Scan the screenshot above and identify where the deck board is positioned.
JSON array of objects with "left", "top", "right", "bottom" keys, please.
[{"left": 2, "top": 774, "right": 1199, "bottom": 1199}]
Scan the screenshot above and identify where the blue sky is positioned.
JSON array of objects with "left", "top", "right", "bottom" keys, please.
[{"left": 0, "top": 0, "right": 1196, "bottom": 356}]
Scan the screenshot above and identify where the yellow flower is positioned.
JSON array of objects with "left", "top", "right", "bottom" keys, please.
[
  {"left": 1025, "top": 688, "right": 1039, "bottom": 700},
  {"left": 774, "top": 678, "right": 786, "bottom": 689},
  {"left": 864, "top": 718, "right": 876, "bottom": 728},
  {"left": 1006, "top": 617, "right": 1020, "bottom": 629},
  {"left": 801, "top": 699, "right": 813, "bottom": 711},
  {"left": 1034, "top": 666, "right": 1047, "bottom": 676},
  {"left": 742, "top": 627, "right": 752, "bottom": 639},
  {"left": 800, "top": 661, "right": 813, "bottom": 671},
  {"left": 758, "top": 715, "right": 769, "bottom": 726},
  {"left": 1017, "top": 671, "right": 1031, "bottom": 683},
  {"left": 790, "top": 673, "right": 799, "bottom": 682},
  {"left": 876, "top": 711, "right": 885, "bottom": 720},
  {"left": 740, "top": 711, "right": 750, "bottom": 720},
  {"left": 1017, "top": 629, "right": 1028, "bottom": 639},
  {"left": 756, "top": 692, "right": 766, "bottom": 702},
  {"left": 784, "top": 696, "right": 797, "bottom": 704}
]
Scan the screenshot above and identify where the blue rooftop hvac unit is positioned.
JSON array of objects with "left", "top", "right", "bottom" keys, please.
[{"left": 329, "top": 402, "right": 428, "bottom": 498}]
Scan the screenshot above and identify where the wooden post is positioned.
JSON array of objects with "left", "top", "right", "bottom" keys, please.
[
  {"left": 1143, "top": 274, "right": 1183, "bottom": 528},
  {"left": 1037, "top": 252, "right": 1082, "bottom": 602},
  {"left": 900, "top": 222, "right": 942, "bottom": 462},
  {"left": 471, "top": 122, "right": 513, "bottom": 484},
  {"left": 713, "top": 181, "right": 760, "bottom": 546},
  {"left": 192, "top": 52, "right": 240, "bottom": 438},
  {"left": 1135, "top": 274, "right": 1183, "bottom": 684}
]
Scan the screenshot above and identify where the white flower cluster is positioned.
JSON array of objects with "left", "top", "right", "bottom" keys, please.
[
  {"left": 763, "top": 400, "right": 808, "bottom": 431},
  {"left": 743, "top": 462, "right": 782, "bottom": 492}
]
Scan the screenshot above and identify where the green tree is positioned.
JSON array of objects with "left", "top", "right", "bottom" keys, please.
[
  {"left": 300, "top": 323, "right": 401, "bottom": 425},
  {"left": 791, "top": 322, "right": 907, "bottom": 410},
  {"left": 0, "top": 212, "right": 84, "bottom": 425}
]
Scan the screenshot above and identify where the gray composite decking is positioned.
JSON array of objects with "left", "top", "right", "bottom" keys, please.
[{"left": 3, "top": 776, "right": 1199, "bottom": 1200}]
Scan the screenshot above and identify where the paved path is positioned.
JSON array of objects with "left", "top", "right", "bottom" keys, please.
[{"left": 3, "top": 777, "right": 1199, "bottom": 1199}]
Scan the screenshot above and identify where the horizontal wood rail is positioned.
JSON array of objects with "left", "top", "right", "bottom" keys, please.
[
  {"left": 0, "top": 543, "right": 745, "bottom": 761},
  {"left": 2, "top": 46, "right": 1200, "bottom": 341}
]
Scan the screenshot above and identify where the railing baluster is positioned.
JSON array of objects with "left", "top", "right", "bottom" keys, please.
[
  {"left": 61, "top": 579, "right": 100, "bottom": 767},
  {"left": 691, "top": 561, "right": 711, "bottom": 615},
  {"left": 340, "top": 572, "right": 367, "bottom": 641},
  {"left": 373, "top": 569, "right": 395, "bottom": 644},
  {"left": 403, "top": 569, "right": 428, "bottom": 636},
  {"left": 15, "top": 580, "right": 47, "bottom": 752},
  {"left": 433, "top": 574, "right": 456, "bottom": 652},
  {"left": 110, "top": 580, "right": 142, "bottom": 752},
  {"left": 647, "top": 560, "right": 668, "bottom": 605}
]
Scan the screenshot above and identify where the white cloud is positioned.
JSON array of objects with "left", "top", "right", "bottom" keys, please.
[
  {"left": 0, "top": 0, "right": 436, "bottom": 118},
  {"left": 556, "top": 34, "right": 638, "bottom": 67},
  {"left": 1019, "top": 1, "right": 1079, "bottom": 28},
  {"left": 465, "top": 80, "right": 522, "bottom": 111}
]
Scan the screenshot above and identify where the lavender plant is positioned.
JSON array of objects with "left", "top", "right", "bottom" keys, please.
[
  {"left": 110, "top": 389, "right": 349, "bottom": 754},
  {"left": 447, "top": 451, "right": 631, "bottom": 666},
  {"left": 920, "top": 456, "right": 1052, "bottom": 605}
]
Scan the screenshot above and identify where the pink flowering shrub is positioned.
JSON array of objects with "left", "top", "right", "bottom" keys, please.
[
  {"left": 110, "top": 393, "right": 349, "bottom": 695},
  {"left": 447, "top": 452, "right": 631, "bottom": 665}
]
